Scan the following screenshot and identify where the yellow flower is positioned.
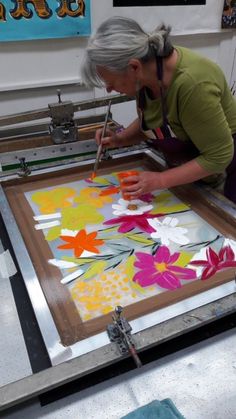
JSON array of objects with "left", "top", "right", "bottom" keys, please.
[
  {"left": 75, "top": 187, "right": 113, "bottom": 208},
  {"left": 61, "top": 205, "right": 104, "bottom": 230},
  {"left": 31, "top": 187, "right": 76, "bottom": 214},
  {"left": 45, "top": 204, "right": 104, "bottom": 241}
]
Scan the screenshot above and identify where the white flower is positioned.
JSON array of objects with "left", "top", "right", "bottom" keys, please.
[
  {"left": 148, "top": 216, "right": 190, "bottom": 245},
  {"left": 48, "top": 259, "right": 78, "bottom": 269},
  {"left": 112, "top": 198, "right": 153, "bottom": 216}
]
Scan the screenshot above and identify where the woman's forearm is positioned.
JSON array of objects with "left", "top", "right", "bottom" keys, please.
[
  {"left": 116, "top": 118, "right": 147, "bottom": 147},
  {"left": 159, "top": 159, "right": 211, "bottom": 189},
  {"left": 120, "top": 158, "right": 213, "bottom": 199}
]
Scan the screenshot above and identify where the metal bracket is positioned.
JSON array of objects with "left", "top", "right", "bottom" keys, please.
[
  {"left": 48, "top": 90, "right": 78, "bottom": 144},
  {"left": 17, "top": 157, "right": 31, "bottom": 177},
  {"left": 107, "top": 306, "right": 142, "bottom": 368}
]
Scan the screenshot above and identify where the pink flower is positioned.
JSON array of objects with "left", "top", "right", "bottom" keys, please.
[
  {"left": 133, "top": 245, "right": 196, "bottom": 290},
  {"left": 190, "top": 245, "right": 236, "bottom": 280},
  {"left": 139, "top": 193, "right": 155, "bottom": 203},
  {"left": 104, "top": 212, "right": 163, "bottom": 233}
]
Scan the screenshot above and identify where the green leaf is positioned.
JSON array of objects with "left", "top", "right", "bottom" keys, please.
[
  {"left": 98, "top": 226, "right": 118, "bottom": 234},
  {"left": 63, "top": 256, "right": 96, "bottom": 266},
  {"left": 126, "top": 233, "right": 154, "bottom": 245},
  {"left": 108, "top": 242, "right": 131, "bottom": 253},
  {"left": 92, "top": 176, "right": 111, "bottom": 185},
  {"left": 125, "top": 255, "right": 145, "bottom": 294},
  {"left": 45, "top": 226, "right": 61, "bottom": 241},
  {"left": 175, "top": 251, "right": 194, "bottom": 267},
  {"left": 63, "top": 254, "right": 114, "bottom": 265},
  {"left": 125, "top": 255, "right": 135, "bottom": 278},
  {"left": 104, "top": 254, "right": 127, "bottom": 271},
  {"left": 100, "top": 234, "right": 123, "bottom": 241},
  {"left": 80, "top": 260, "right": 107, "bottom": 281}
]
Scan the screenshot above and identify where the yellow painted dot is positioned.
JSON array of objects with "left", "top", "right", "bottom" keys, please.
[
  {"left": 86, "top": 303, "right": 101, "bottom": 310},
  {"left": 102, "top": 306, "right": 113, "bottom": 314}
]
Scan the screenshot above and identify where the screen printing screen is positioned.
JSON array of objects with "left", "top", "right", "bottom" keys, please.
[{"left": 4, "top": 154, "right": 236, "bottom": 349}]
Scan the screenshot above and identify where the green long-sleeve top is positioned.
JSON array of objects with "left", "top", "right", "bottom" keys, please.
[{"left": 143, "top": 46, "right": 236, "bottom": 174}]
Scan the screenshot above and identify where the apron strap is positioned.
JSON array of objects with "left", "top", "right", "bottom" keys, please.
[
  {"left": 156, "top": 57, "right": 170, "bottom": 136},
  {"left": 137, "top": 54, "right": 172, "bottom": 137}
]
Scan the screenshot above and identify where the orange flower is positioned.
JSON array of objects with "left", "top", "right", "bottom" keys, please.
[
  {"left": 58, "top": 229, "right": 104, "bottom": 257},
  {"left": 99, "top": 186, "right": 120, "bottom": 196}
]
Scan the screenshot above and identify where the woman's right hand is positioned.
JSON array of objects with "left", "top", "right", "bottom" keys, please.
[{"left": 95, "top": 128, "right": 118, "bottom": 149}]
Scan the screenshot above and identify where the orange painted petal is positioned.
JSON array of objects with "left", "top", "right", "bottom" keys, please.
[
  {"left": 82, "top": 238, "right": 104, "bottom": 253},
  {"left": 87, "top": 231, "right": 98, "bottom": 240},
  {"left": 78, "top": 229, "right": 87, "bottom": 240},
  {"left": 58, "top": 243, "right": 74, "bottom": 250},
  {"left": 86, "top": 237, "right": 104, "bottom": 247},
  {"left": 59, "top": 235, "right": 76, "bottom": 243},
  {"left": 74, "top": 247, "right": 84, "bottom": 257},
  {"left": 93, "top": 238, "right": 104, "bottom": 246},
  {"left": 83, "top": 245, "right": 100, "bottom": 254},
  {"left": 100, "top": 186, "right": 120, "bottom": 196}
]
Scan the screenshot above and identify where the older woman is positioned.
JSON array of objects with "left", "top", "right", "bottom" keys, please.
[{"left": 81, "top": 16, "right": 236, "bottom": 203}]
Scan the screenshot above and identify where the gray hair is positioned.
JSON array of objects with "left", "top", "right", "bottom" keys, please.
[{"left": 81, "top": 16, "right": 173, "bottom": 87}]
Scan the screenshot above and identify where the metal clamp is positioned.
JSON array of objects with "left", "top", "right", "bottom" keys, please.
[
  {"left": 107, "top": 306, "right": 142, "bottom": 368},
  {"left": 17, "top": 157, "right": 31, "bottom": 177},
  {"left": 48, "top": 90, "right": 78, "bottom": 144}
]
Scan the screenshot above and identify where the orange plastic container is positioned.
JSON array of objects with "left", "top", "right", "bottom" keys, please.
[{"left": 117, "top": 170, "right": 139, "bottom": 200}]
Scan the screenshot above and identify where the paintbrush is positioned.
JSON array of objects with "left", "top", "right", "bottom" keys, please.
[{"left": 91, "top": 100, "right": 112, "bottom": 179}]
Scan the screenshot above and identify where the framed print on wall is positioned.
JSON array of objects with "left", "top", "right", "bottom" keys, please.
[{"left": 0, "top": 0, "right": 91, "bottom": 42}]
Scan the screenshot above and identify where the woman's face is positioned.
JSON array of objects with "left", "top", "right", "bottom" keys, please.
[{"left": 97, "top": 65, "right": 138, "bottom": 96}]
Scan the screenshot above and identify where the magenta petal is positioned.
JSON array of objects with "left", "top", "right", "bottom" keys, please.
[
  {"left": 168, "top": 252, "right": 181, "bottom": 264},
  {"left": 139, "top": 193, "right": 155, "bottom": 203},
  {"left": 224, "top": 245, "right": 235, "bottom": 261},
  {"left": 104, "top": 213, "right": 164, "bottom": 234},
  {"left": 133, "top": 271, "right": 157, "bottom": 287},
  {"left": 104, "top": 217, "right": 121, "bottom": 226},
  {"left": 154, "top": 246, "right": 171, "bottom": 263},
  {"left": 136, "top": 219, "right": 155, "bottom": 233},
  {"left": 154, "top": 271, "right": 181, "bottom": 290},
  {"left": 201, "top": 265, "right": 217, "bottom": 280},
  {"left": 134, "top": 262, "right": 155, "bottom": 271},
  {"left": 133, "top": 268, "right": 157, "bottom": 279},
  {"left": 118, "top": 222, "right": 135, "bottom": 233},
  {"left": 190, "top": 260, "right": 209, "bottom": 266},
  {"left": 135, "top": 252, "right": 155, "bottom": 264},
  {"left": 218, "top": 261, "right": 236, "bottom": 269},
  {"left": 169, "top": 265, "right": 196, "bottom": 280},
  {"left": 207, "top": 247, "right": 219, "bottom": 266},
  {"left": 219, "top": 245, "right": 235, "bottom": 262}
]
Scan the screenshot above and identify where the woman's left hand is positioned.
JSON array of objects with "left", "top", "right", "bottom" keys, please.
[{"left": 121, "top": 171, "right": 164, "bottom": 199}]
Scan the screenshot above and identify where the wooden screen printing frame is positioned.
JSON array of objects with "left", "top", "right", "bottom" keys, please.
[{"left": 1, "top": 150, "right": 236, "bottom": 355}]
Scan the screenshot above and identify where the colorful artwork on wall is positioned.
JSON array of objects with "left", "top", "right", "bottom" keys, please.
[
  {"left": 24, "top": 171, "right": 236, "bottom": 323},
  {"left": 222, "top": 0, "right": 236, "bottom": 28},
  {"left": 0, "top": 0, "right": 91, "bottom": 42}
]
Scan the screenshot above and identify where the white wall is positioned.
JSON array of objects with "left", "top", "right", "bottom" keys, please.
[{"left": 0, "top": 0, "right": 235, "bottom": 128}]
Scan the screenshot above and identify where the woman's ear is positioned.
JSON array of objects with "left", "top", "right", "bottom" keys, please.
[{"left": 128, "top": 59, "right": 142, "bottom": 75}]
